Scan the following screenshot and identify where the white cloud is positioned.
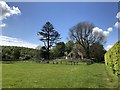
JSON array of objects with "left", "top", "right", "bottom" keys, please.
[
  {"left": 0, "top": 36, "right": 38, "bottom": 49},
  {"left": 114, "top": 22, "right": 120, "bottom": 29},
  {"left": 0, "top": 1, "right": 21, "bottom": 27},
  {"left": 116, "top": 12, "right": 120, "bottom": 20},
  {"left": 103, "top": 31, "right": 109, "bottom": 37},
  {"left": 92, "top": 27, "right": 102, "bottom": 35},
  {"left": 92, "top": 27, "right": 112, "bottom": 37},
  {"left": 114, "top": 12, "right": 120, "bottom": 29},
  {"left": 107, "top": 27, "right": 113, "bottom": 32},
  {"left": 0, "top": 23, "right": 6, "bottom": 28},
  {"left": 105, "top": 44, "right": 113, "bottom": 51}
]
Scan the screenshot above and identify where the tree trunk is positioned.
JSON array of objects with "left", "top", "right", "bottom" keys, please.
[
  {"left": 47, "top": 30, "right": 50, "bottom": 60},
  {"left": 47, "top": 47, "right": 49, "bottom": 60}
]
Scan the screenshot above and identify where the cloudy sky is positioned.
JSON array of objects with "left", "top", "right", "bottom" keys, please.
[{"left": 0, "top": 1, "right": 119, "bottom": 50}]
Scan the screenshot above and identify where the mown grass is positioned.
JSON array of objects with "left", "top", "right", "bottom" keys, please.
[
  {"left": 0, "top": 62, "right": 2, "bottom": 89},
  {"left": 2, "top": 62, "right": 118, "bottom": 88}
]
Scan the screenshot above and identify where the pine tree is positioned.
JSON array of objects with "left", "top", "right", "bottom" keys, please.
[{"left": 37, "top": 22, "right": 60, "bottom": 60}]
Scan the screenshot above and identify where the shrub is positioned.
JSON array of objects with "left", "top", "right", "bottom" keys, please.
[{"left": 104, "top": 41, "right": 120, "bottom": 76}]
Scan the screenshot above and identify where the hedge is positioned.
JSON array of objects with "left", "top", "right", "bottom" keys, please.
[{"left": 104, "top": 40, "right": 120, "bottom": 76}]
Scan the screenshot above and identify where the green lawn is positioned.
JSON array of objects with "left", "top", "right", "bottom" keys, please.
[
  {"left": 0, "top": 63, "right": 2, "bottom": 89},
  {"left": 2, "top": 62, "right": 118, "bottom": 88}
]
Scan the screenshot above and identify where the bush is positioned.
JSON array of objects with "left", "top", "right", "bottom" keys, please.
[
  {"left": 82, "top": 59, "right": 94, "bottom": 65},
  {"left": 104, "top": 41, "right": 120, "bottom": 76}
]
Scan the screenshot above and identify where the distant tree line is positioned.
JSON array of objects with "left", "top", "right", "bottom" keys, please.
[
  {"left": 1, "top": 46, "right": 37, "bottom": 61},
  {"left": 1, "top": 40, "right": 106, "bottom": 62}
]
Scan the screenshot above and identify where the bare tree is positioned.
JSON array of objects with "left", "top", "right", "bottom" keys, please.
[{"left": 69, "top": 22, "right": 105, "bottom": 58}]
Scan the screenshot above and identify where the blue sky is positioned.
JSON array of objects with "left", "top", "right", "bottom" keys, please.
[{"left": 1, "top": 2, "right": 119, "bottom": 49}]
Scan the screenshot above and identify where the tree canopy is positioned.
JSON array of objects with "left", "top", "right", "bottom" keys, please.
[
  {"left": 69, "top": 22, "right": 106, "bottom": 58},
  {"left": 65, "top": 40, "right": 74, "bottom": 54},
  {"left": 90, "top": 42, "right": 106, "bottom": 62},
  {"left": 52, "top": 42, "right": 65, "bottom": 58}
]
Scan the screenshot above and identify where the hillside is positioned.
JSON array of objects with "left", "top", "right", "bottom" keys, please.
[{"left": 1, "top": 46, "right": 37, "bottom": 61}]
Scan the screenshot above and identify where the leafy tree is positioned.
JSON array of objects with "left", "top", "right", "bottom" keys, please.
[
  {"left": 13, "top": 48, "right": 20, "bottom": 59},
  {"left": 2, "top": 46, "right": 37, "bottom": 61},
  {"left": 0, "top": 47, "right": 1, "bottom": 61},
  {"left": 2, "top": 47, "right": 12, "bottom": 60},
  {"left": 39, "top": 46, "right": 48, "bottom": 60},
  {"left": 65, "top": 40, "right": 74, "bottom": 54},
  {"left": 52, "top": 42, "right": 65, "bottom": 58},
  {"left": 69, "top": 22, "right": 105, "bottom": 58},
  {"left": 90, "top": 42, "right": 106, "bottom": 62},
  {"left": 37, "top": 22, "right": 60, "bottom": 60}
]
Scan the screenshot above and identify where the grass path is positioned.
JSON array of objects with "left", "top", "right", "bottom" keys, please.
[{"left": 2, "top": 62, "right": 118, "bottom": 88}]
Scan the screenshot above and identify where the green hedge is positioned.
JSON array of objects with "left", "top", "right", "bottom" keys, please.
[{"left": 105, "top": 40, "right": 120, "bottom": 76}]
